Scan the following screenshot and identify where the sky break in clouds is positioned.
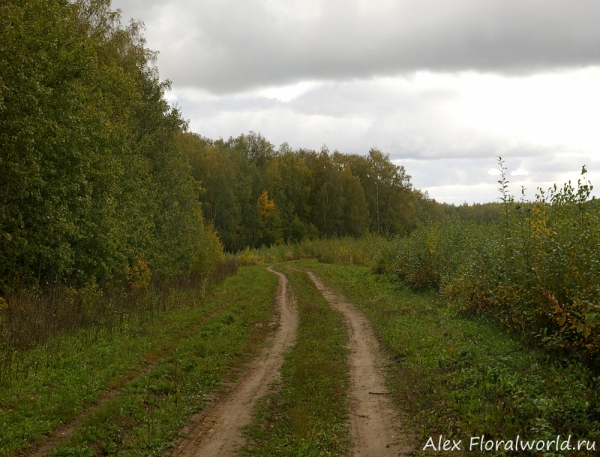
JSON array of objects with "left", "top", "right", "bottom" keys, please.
[{"left": 114, "top": 0, "right": 600, "bottom": 203}]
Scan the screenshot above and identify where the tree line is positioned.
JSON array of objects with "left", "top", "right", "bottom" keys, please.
[
  {"left": 180, "top": 132, "right": 503, "bottom": 252},
  {"left": 180, "top": 132, "right": 435, "bottom": 251},
  {"left": 0, "top": 0, "right": 502, "bottom": 294},
  {"left": 0, "top": 0, "right": 221, "bottom": 294}
]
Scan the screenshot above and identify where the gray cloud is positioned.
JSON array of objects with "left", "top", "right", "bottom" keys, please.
[
  {"left": 400, "top": 155, "right": 598, "bottom": 204},
  {"left": 175, "top": 81, "right": 565, "bottom": 167},
  {"left": 167, "top": 75, "right": 600, "bottom": 204},
  {"left": 173, "top": 78, "right": 558, "bottom": 161},
  {"left": 111, "top": 0, "right": 600, "bottom": 203},
  {"left": 113, "top": 0, "right": 600, "bottom": 94}
]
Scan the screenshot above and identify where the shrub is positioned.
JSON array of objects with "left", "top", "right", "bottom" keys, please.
[
  {"left": 377, "top": 159, "right": 600, "bottom": 365},
  {"left": 462, "top": 163, "right": 600, "bottom": 363},
  {"left": 234, "top": 234, "right": 389, "bottom": 268},
  {"left": 377, "top": 219, "right": 489, "bottom": 291}
]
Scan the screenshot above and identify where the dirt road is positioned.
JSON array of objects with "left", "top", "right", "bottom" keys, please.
[
  {"left": 173, "top": 267, "right": 298, "bottom": 457},
  {"left": 306, "top": 271, "right": 413, "bottom": 457}
]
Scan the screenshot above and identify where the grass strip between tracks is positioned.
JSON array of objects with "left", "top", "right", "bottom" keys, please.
[
  {"left": 1, "top": 266, "right": 277, "bottom": 457},
  {"left": 242, "top": 267, "right": 350, "bottom": 457},
  {"left": 295, "top": 260, "right": 600, "bottom": 457}
]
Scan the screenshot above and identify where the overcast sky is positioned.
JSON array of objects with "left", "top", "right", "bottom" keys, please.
[{"left": 113, "top": 0, "right": 600, "bottom": 204}]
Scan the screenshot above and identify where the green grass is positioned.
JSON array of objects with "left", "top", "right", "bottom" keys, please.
[
  {"left": 242, "top": 267, "right": 351, "bottom": 457},
  {"left": 0, "top": 266, "right": 277, "bottom": 457},
  {"left": 294, "top": 260, "right": 600, "bottom": 457}
]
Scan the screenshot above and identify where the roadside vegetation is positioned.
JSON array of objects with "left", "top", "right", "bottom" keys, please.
[
  {"left": 1, "top": 0, "right": 223, "bottom": 295},
  {"left": 0, "top": 266, "right": 277, "bottom": 456},
  {"left": 297, "top": 260, "right": 600, "bottom": 456},
  {"left": 0, "top": 261, "right": 237, "bottom": 381},
  {"left": 242, "top": 267, "right": 350, "bottom": 457},
  {"left": 235, "top": 234, "right": 389, "bottom": 267},
  {"left": 0, "top": 0, "right": 225, "bottom": 383},
  {"left": 377, "top": 160, "right": 600, "bottom": 366}
]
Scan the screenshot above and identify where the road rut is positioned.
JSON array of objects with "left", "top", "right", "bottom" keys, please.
[
  {"left": 306, "top": 271, "right": 413, "bottom": 457},
  {"left": 173, "top": 267, "right": 298, "bottom": 457}
]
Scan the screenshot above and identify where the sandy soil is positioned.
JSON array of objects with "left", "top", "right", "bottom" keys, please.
[
  {"left": 173, "top": 267, "right": 298, "bottom": 457},
  {"left": 306, "top": 271, "right": 414, "bottom": 457}
]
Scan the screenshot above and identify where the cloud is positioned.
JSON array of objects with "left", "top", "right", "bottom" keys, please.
[
  {"left": 166, "top": 71, "right": 600, "bottom": 203},
  {"left": 511, "top": 168, "right": 529, "bottom": 176},
  {"left": 113, "top": 0, "right": 600, "bottom": 94},
  {"left": 172, "top": 71, "right": 600, "bottom": 160},
  {"left": 111, "top": 0, "right": 600, "bottom": 203}
]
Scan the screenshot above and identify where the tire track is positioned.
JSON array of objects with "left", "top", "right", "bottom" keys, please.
[
  {"left": 25, "top": 354, "right": 165, "bottom": 457},
  {"left": 306, "top": 271, "right": 414, "bottom": 457},
  {"left": 173, "top": 267, "right": 298, "bottom": 457}
]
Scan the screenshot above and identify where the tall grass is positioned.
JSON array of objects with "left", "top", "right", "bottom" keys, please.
[
  {"left": 378, "top": 160, "right": 600, "bottom": 366},
  {"left": 0, "top": 259, "right": 239, "bottom": 381},
  {"left": 235, "top": 234, "right": 389, "bottom": 268}
]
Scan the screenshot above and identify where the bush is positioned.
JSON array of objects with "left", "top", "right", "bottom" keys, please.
[
  {"left": 376, "top": 219, "right": 489, "bottom": 291},
  {"left": 377, "top": 160, "right": 600, "bottom": 365},
  {"left": 463, "top": 163, "right": 600, "bottom": 363}
]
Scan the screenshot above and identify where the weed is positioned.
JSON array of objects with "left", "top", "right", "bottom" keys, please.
[
  {"left": 0, "top": 258, "right": 239, "bottom": 382},
  {"left": 234, "top": 233, "right": 389, "bottom": 268},
  {"left": 376, "top": 162, "right": 600, "bottom": 366}
]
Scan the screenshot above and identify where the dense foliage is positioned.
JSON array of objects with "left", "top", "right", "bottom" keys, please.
[
  {"left": 379, "top": 159, "right": 600, "bottom": 365},
  {"left": 0, "top": 0, "right": 503, "bottom": 293},
  {"left": 180, "top": 132, "right": 443, "bottom": 251},
  {"left": 0, "top": 0, "right": 221, "bottom": 294}
]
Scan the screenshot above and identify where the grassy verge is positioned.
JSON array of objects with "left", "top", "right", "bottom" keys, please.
[
  {"left": 295, "top": 260, "right": 600, "bottom": 456},
  {"left": 0, "top": 266, "right": 277, "bottom": 457},
  {"left": 242, "top": 267, "right": 350, "bottom": 456}
]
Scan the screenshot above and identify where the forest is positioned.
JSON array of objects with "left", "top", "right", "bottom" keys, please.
[
  {"left": 0, "top": 0, "right": 223, "bottom": 295},
  {"left": 2, "top": 1, "right": 600, "bottom": 455},
  {"left": 181, "top": 132, "right": 428, "bottom": 250},
  {"left": 181, "top": 131, "right": 502, "bottom": 251},
  {"left": 0, "top": 0, "right": 500, "bottom": 294}
]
